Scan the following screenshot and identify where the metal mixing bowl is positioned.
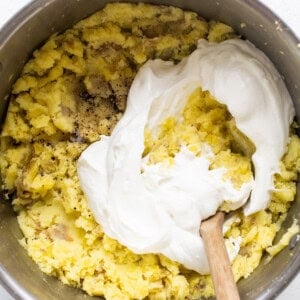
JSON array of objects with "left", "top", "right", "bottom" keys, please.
[{"left": 0, "top": 0, "right": 299, "bottom": 299}]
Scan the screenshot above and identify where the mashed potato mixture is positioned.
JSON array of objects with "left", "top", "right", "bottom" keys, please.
[{"left": 0, "top": 3, "right": 300, "bottom": 299}]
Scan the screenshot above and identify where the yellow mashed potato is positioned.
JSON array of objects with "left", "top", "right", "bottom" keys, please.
[{"left": 0, "top": 3, "right": 300, "bottom": 299}]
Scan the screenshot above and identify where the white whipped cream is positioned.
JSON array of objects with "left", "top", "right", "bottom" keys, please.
[{"left": 77, "top": 39, "right": 295, "bottom": 273}]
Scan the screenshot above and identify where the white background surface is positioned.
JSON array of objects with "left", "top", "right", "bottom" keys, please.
[{"left": 0, "top": 0, "right": 299, "bottom": 299}]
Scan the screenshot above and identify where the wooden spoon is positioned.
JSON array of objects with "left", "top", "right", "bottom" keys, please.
[{"left": 200, "top": 211, "right": 240, "bottom": 300}]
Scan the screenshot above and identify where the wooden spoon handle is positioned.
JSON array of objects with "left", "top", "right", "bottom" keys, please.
[{"left": 200, "top": 212, "right": 240, "bottom": 300}]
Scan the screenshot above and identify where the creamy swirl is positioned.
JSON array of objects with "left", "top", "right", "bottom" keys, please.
[{"left": 77, "top": 39, "right": 294, "bottom": 273}]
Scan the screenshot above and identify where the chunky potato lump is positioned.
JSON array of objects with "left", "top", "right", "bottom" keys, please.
[
  {"left": 144, "top": 88, "right": 253, "bottom": 191},
  {"left": 0, "top": 3, "right": 299, "bottom": 299}
]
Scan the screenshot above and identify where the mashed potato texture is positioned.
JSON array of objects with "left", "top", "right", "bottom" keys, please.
[{"left": 0, "top": 3, "right": 300, "bottom": 299}]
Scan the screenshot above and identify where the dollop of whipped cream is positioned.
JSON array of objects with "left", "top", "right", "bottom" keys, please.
[{"left": 77, "top": 39, "right": 295, "bottom": 273}]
